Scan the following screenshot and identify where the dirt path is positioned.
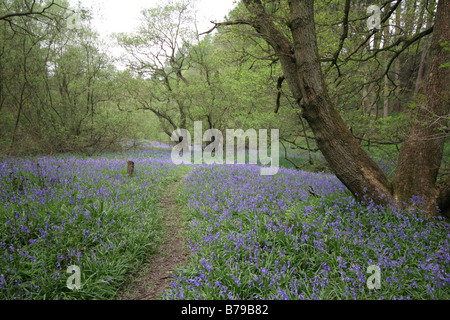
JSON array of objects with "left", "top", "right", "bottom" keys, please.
[{"left": 119, "top": 173, "right": 191, "bottom": 300}]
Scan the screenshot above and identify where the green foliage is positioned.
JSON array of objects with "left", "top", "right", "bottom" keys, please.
[{"left": 0, "top": 1, "right": 145, "bottom": 156}]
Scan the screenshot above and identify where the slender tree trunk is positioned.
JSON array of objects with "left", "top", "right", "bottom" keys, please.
[
  {"left": 10, "top": 84, "right": 26, "bottom": 155},
  {"left": 414, "top": 43, "right": 429, "bottom": 94},
  {"left": 393, "top": 0, "right": 450, "bottom": 215},
  {"left": 383, "top": 75, "right": 390, "bottom": 118},
  {"left": 362, "top": 81, "right": 376, "bottom": 116},
  {"left": 394, "top": 8, "right": 402, "bottom": 113},
  {"left": 383, "top": 22, "right": 390, "bottom": 118},
  {"left": 10, "top": 103, "right": 23, "bottom": 154},
  {"left": 414, "top": 9, "right": 433, "bottom": 95},
  {"left": 362, "top": 82, "right": 369, "bottom": 115}
]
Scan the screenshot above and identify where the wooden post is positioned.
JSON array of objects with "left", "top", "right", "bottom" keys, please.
[{"left": 127, "top": 161, "right": 135, "bottom": 177}]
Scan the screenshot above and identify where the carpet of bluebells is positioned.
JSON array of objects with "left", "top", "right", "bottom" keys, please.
[
  {"left": 164, "top": 164, "right": 450, "bottom": 300},
  {"left": 0, "top": 150, "right": 178, "bottom": 299},
  {"left": 2, "top": 148, "right": 449, "bottom": 300}
]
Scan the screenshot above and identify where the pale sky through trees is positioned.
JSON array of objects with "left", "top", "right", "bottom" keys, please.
[
  {"left": 71, "top": 0, "right": 236, "bottom": 67},
  {"left": 74, "top": 0, "right": 237, "bottom": 38}
]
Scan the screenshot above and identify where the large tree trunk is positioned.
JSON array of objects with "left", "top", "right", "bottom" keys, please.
[
  {"left": 241, "top": 0, "right": 449, "bottom": 216},
  {"left": 287, "top": 1, "right": 392, "bottom": 200},
  {"left": 393, "top": 0, "right": 450, "bottom": 215},
  {"left": 242, "top": 0, "right": 392, "bottom": 201}
]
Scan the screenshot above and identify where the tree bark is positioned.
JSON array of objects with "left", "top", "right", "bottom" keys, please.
[
  {"left": 242, "top": 0, "right": 392, "bottom": 201},
  {"left": 394, "top": 8, "right": 402, "bottom": 113},
  {"left": 393, "top": 0, "right": 450, "bottom": 215},
  {"left": 414, "top": 8, "right": 434, "bottom": 95},
  {"left": 239, "top": 0, "right": 448, "bottom": 216},
  {"left": 383, "top": 74, "right": 390, "bottom": 118},
  {"left": 383, "top": 22, "right": 391, "bottom": 118}
]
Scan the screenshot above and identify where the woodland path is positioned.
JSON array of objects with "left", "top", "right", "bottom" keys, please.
[{"left": 119, "top": 171, "right": 191, "bottom": 300}]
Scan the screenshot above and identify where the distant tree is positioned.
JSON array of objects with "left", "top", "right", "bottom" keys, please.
[
  {"left": 0, "top": 0, "right": 134, "bottom": 155},
  {"left": 116, "top": 0, "right": 195, "bottom": 139}
]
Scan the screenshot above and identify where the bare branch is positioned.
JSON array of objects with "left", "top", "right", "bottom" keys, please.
[
  {"left": 280, "top": 140, "right": 304, "bottom": 170},
  {"left": 326, "top": 0, "right": 351, "bottom": 76},
  {"left": 199, "top": 20, "right": 251, "bottom": 35},
  {"left": 0, "top": 1, "right": 61, "bottom": 21},
  {"left": 343, "top": 0, "right": 403, "bottom": 63}
]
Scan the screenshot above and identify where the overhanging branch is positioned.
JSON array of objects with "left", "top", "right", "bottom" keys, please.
[
  {"left": 200, "top": 20, "right": 251, "bottom": 35},
  {"left": 0, "top": 1, "right": 63, "bottom": 21}
]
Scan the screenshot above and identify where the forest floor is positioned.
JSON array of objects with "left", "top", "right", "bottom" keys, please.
[{"left": 119, "top": 172, "right": 191, "bottom": 300}]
